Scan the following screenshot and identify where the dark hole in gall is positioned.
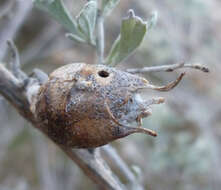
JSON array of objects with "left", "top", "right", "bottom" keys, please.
[{"left": 98, "top": 70, "right": 109, "bottom": 78}]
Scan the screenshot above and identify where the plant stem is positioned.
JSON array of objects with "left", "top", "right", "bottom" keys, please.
[
  {"left": 96, "top": 10, "right": 105, "bottom": 65},
  {"left": 126, "top": 62, "right": 209, "bottom": 74},
  {"left": 102, "top": 145, "right": 144, "bottom": 190}
]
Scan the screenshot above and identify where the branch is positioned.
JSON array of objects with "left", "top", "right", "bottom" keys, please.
[
  {"left": 102, "top": 145, "right": 144, "bottom": 190},
  {"left": 126, "top": 62, "right": 209, "bottom": 74},
  {"left": 0, "top": 46, "right": 125, "bottom": 190},
  {"left": 64, "top": 148, "right": 125, "bottom": 190},
  {"left": 0, "top": 64, "right": 33, "bottom": 121}
]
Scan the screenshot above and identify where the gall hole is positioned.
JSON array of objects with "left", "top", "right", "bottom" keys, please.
[{"left": 98, "top": 70, "right": 109, "bottom": 78}]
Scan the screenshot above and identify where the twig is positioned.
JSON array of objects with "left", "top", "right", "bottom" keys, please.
[
  {"left": 0, "top": 64, "right": 32, "bottom": 120},
  {"left": 0, "top": 0, "right": 32, "bottom": 60},
  {"left": 7, "top": 40, "right": 27, "bottom": 81},
  {"left": 126, "top": 62, "right": 209, "bottom": 74},
  {"left": 96, "top": 10, "right": 105, "bottom": 64},
  {"left": 64, "top": 148, "right": 125, "bottom": 190},
  {"left": 102, "top": 145, "right": 144, "bottom": 190}
]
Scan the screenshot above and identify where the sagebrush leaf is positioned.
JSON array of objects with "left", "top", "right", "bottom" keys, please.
[
  {"left": 102, "top": 0, "right": 120, "bottom": 17},
  {"left": 105, "top": 10, "right": 147, "bottom": 66}
]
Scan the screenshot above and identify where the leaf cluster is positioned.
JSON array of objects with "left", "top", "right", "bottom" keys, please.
[{"left": 33, "top": 0, "right": 157, "bottom": 66}]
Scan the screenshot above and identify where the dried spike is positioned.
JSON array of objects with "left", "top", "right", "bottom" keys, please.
[
  {"left": 144, "top": 97, "right": 165, "bottom": 107},
  {"left": 146, "top": 72, "right": 185, "bottom": 91},
  {"left": 131, "top": 72, "right": 185, "bottom": 92},
  {"left": 104, "top": 99, "right": 124, "bottom": 127},
  {"left": 136, "top": 116, "right": 143, "bottom": 126},
  {"left": 104, "top": 100, "right": 157, "bottom": 137},
  {"left": 130, "top": 127, "right": 157, "bottom": 137}
]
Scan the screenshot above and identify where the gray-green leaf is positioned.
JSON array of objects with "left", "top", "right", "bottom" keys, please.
[
  {"left": 105, "top": 10, "right": 147, "bottom": 66},
  {"left": 65, "top": 33, "right": 87, "bottom": 43},
  {"left": 33, "top": 0, "right": 97, "bottom": 45},
  {"left": 76, "top": 0, "right": 97, "bottom": 45},
  {"left": 101, "top": 0, "right": 120, "bottom": 17},
  {"left": 33, "top": 0, "right": 80, "bottom": 36}
]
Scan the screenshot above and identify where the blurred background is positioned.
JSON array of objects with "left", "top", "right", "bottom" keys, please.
[{"left": 0, "top": 0, "right": 220, "bottom": 189}]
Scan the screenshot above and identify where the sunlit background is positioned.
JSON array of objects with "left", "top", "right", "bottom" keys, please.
[{"left": 0, "top": 0, "right": 220, "bottom": 189}]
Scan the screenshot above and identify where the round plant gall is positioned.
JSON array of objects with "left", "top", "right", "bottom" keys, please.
[{"left": 35, "top": 63, "right": 184, "bottom": 148}]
